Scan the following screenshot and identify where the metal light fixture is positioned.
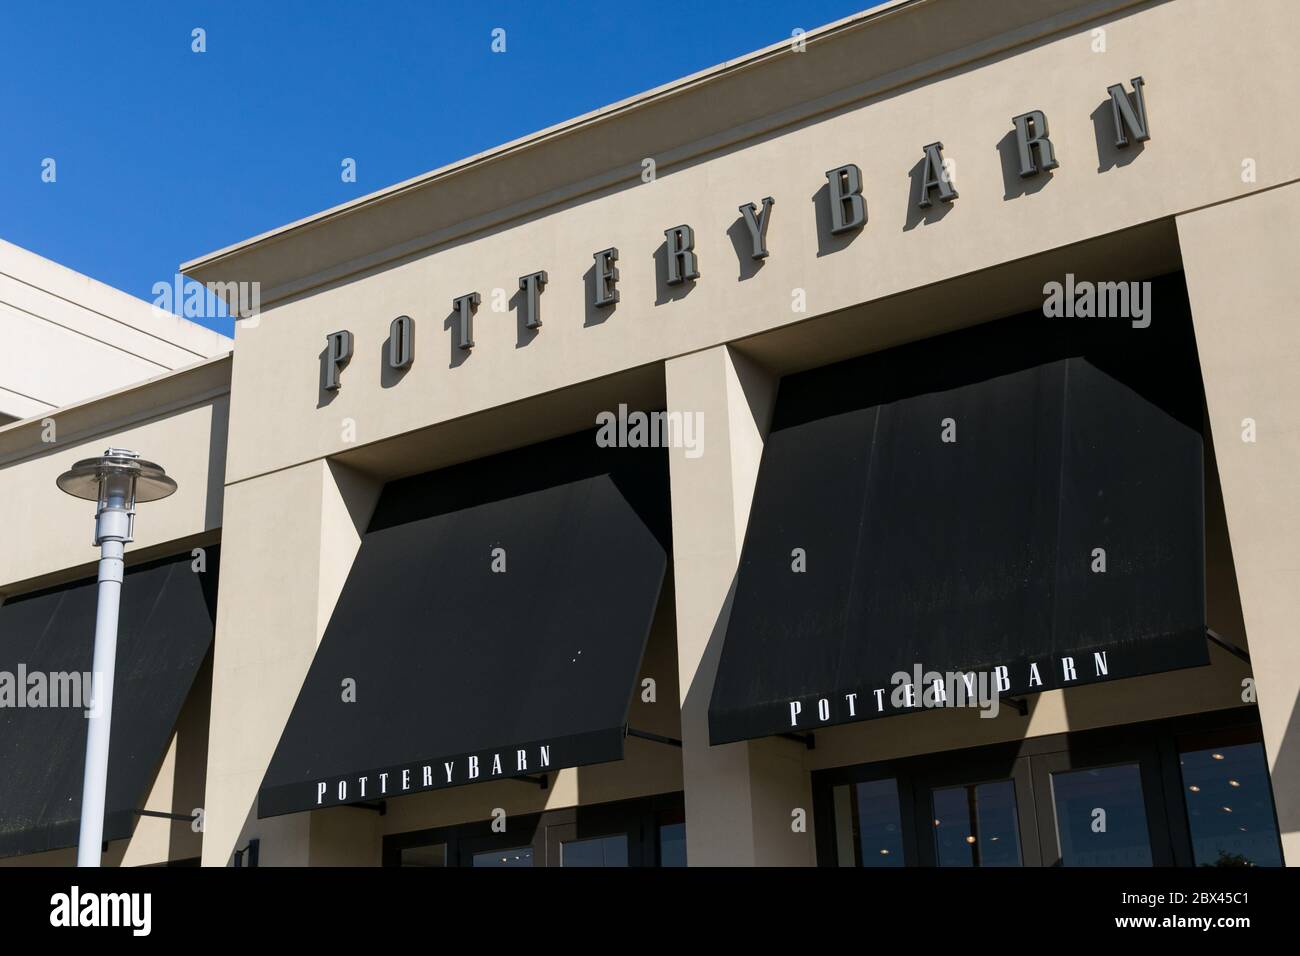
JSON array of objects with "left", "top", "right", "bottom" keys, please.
[{"left": 56, "top": 448, "right": 176, "bottom": 867}]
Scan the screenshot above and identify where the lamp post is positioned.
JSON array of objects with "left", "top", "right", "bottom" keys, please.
[{"left": 56, "top": 448, "right": 177, "bottom": 867}]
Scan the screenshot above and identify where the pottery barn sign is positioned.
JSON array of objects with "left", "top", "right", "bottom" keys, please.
[
  {"left": 786, "top": 650, "right": 1116, "bottom": 730},
  {"left": 322, "top": 78, "right": 1149, "bottom": 390},
  {"left": 310, "top": 742, "right": 555, "bottom": 809}
]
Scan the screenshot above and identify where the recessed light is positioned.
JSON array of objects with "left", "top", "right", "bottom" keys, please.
[
  {"left": 1212, "top": 753, "right": 1225, "bottom": 761},
  {"left": 1188, "top": 785, "right": 1201, "bottom": 792},
  {"left": 1229, "top": 780, "right": 1240, "bottom": 787}
]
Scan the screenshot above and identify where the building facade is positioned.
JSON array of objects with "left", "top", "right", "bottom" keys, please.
[{"left": 1, "top": 0, "right": 1297, "bottom": 867}]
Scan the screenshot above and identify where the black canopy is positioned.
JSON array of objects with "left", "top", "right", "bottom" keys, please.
[
  {"left": 0, "top": 548, "right": 218, "bottom": 858},
  {"left": 258, "top": 432, "right": 669, "bottom": 818},
  {"left": 710, "top": 276, "right": 1209, "bottom": 745}
]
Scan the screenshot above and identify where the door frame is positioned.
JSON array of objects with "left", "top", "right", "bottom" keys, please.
[{"left": 812, "top": 706, "right": 1270, "bottom": 867}]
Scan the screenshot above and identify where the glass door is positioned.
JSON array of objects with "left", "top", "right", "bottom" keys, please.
[
  {"left": 910, "top": 746, "right": 1038, "bottom": 867},
  {"left": 1031, "top": 740, "right": 1173, "bottom": 866}
]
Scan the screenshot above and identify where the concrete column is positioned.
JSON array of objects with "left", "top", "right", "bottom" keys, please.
[
  {"left": 201, "top": 458, "right": 380, "bottom": 866},
  {"left": 665, "top": 344, "right": 815, "bottom": 866},
  {"left": 1178, "top": 182, "right": 1300, "bottom": 864}
]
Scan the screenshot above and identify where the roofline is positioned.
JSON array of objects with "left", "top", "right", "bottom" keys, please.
[
  {"left": 0, "top": 351, "right": 232, "bottom": 468},
  {"left": 179, "top": 0, "right": 919, "bottom": 274}
]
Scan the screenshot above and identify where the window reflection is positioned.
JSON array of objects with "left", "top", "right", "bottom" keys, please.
[
  {"left": 1179, "top": 737, "right": 1283, "bottom": 867},
  {"left": 1050, "top": 764, "right": 1152, "bottom": 866},
  {"left": 560, "top": 834, "right": 629, "bottom": 867},
  {"left": 931, "top": 780, "right": 1022, "bottom": 866},
  {"left": 472, "top": 846, "right": 534, "bottom": 867},
  {"left": 833, "top": 778, "right": 904, "bottom": 866},
  {"left": 658, "top": 821, "right": 687, "bottom": 867}
]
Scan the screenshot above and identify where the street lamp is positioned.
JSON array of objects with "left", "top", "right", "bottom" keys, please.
[{"left": 56, "top": 448, "right": 176, "bottom": 867}]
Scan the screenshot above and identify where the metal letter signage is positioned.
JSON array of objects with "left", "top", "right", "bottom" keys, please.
[
  {"left": 388, "top": 315, "right": 414, "bottom": 370},
  {"left": 1012, "top": 110, "right": 1058, "bottom": 177},
  {"left": 738, "top": 197, "right": 775, "bottom": 259},
  {"left": 317, "top": 78, "right": 1151, "bottom": 391},
  {"left": 917, "top": 142, "right": 958, "bottom": 208},
  {"left": 324, "top": 330, "right": 353, "bottom": 391},
  {"left": 663, "top": 224, "right": 699, "bottom": 285},
  {"left": 1107, "top": 75, "right": 1150, "bottom": 147},
  {"left": 519, "top": 270, "right": 548, "bottom": 329},
  {"left": 824, "top": 164, "right": 866, "bottom": 234},
  {"left": 451, "top": 292, "right": 480, "bottom": 351},
  {"left": 593, "top": 247, "right": 620, "bottom": 307}
]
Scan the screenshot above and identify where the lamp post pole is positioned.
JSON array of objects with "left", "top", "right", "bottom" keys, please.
[{"left": 57, "top": 448, "right": 176, "bottom": 867}]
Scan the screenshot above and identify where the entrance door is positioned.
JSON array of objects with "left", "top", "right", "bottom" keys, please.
[
  {"left": 911, "top": 746, "right": 1039, "bottom": 867},
  {"left": 814, "top": 709, "right": 1281, "bottom": 867}
]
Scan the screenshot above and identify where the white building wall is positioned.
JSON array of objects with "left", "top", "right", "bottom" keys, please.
[{"left": 0, "top": 239, "right": 231, "bottom": 423}]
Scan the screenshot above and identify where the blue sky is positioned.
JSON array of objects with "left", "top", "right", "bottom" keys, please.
[{"left": 0, "top": 1, "right": 879, "bottom": 337}]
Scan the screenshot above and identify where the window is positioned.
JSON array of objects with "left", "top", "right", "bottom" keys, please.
[
  {"left": 1049, "top": 765, "right": 1152, "bottom": 867},
  {"left": 1178, "top": 730, "right": 1283, "bottom": 867},
  {"left": 931, "top": 780, "right": 1022, "bottom": 867},
  {"left": 657, "top": 809, "right": 687, "bottom": 866},
  {"left": 560, "top": 834, "right": 628, "bottom": 867},
  {"left": 383, "top": 793, "right": 683, "bottom": 867},
  {"left": 472, "top": 846, "right": 534, "bottom": 867},
  {"left": 813, "top": 709, "right": 1282, "bottom": 868},
  {"left": 832, "top": 778, "right": 906, "bottom": 866}
]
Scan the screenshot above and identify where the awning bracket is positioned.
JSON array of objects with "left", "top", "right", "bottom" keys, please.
[
  {"left": 626, "top": 727, "right": 683, "bottom": 748},
  {"left": 346, "top": 799, "right": 387, "bottom": 815},
  {"left": 513, "top": 774, "right": 549, "bottom": 790},
  {"left": 779, "top": 732, "right": 816, "bottom": 750},
  {"left": 1206, "top": 628, "right": 1250, "bottom": 665},
  {"left": 134, "top": 808, "right": 200, "bottom": 823}
]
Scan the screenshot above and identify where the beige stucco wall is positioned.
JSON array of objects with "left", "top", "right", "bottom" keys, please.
[
  {"left": 0, "top": 356, "right": 229, "bottom": 595},
  {"left": 1177, "top": 180, "right": 1300, "bottom": 863}
]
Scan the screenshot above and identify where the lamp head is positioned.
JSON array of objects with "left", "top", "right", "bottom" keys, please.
[{"left": 57, "top": 449, "right": 176, "bottom": 544}]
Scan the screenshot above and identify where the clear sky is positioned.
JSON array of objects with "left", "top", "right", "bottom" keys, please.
[{"left": 0, "top": 1, "right": 881, "bottom": 337}]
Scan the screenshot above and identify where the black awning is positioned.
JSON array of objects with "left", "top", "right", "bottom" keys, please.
[
  {"left": 710, "top": 277, "right": 1209, "bottom": 745},
  {"left": 0, "top": 548, "right": 219, "bottom": 858},
  {"left": 258, "top": 432, "right": 669, "bottom": 818}
]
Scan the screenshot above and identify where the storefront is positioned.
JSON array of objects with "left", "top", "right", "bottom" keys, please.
[{"left": 2, "top": 0, "right": 1298, "bottom": 867}]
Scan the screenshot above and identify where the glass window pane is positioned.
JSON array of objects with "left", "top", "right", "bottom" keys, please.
[
  {"left": 472, "top": 846, "right": 534, "bottom": 867},
  {"left": 832, "top": 778, "right": 904, "bottom": 866},
  {"left": 399, "top": 843, "right": 447, "bottom": 867},
  {"left": 560, "top": 834, "right": 628, "bottom": 867},
  {"left": 931, "top": 780, "right": 1022, "bottom": 867},
  {"left": 1050, "top": 764, "right": 1152, "bottom": 866},
  {"left": 1180, "top": 740, "right": 1283, "bottom": 867},
  {"left": 658, "top": 822, "right": 687, "bottom": 867}
]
